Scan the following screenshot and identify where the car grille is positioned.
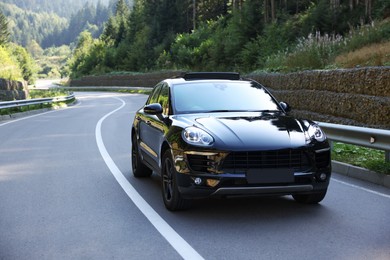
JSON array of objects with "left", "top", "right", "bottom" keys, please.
[
  {"left": 222, "top": 150, "right": 310, "bottom": 173},
  {"left": 187, "top": 149, "right": 311, "bottom": 173}
]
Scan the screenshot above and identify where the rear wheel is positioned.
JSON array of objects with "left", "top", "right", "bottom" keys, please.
[
  {"left": 131, "top": 135, "right": 152, "bottom": 177},
  {"left": 161, "top": 150, "right": 192, "bottom": 211},
  {"left": 292, "top": 189, "right": 327, "bottom": 204}
]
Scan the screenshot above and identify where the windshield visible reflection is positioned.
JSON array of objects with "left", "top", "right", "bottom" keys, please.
[{"left": 172, "top": 81, "right": 280, "bottom": 114}]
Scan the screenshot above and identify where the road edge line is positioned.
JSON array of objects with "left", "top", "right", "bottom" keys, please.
[{"left": 95, "top": 96, "right": 204, "bottom": 260}]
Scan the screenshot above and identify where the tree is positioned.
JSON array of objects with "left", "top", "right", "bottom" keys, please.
[
  {"left": 0, "top": 11, "right": 10, "bottom": 46},
  {"left": 101, "top": 0, "right": 130, "bottom": 46},
  {"left": 26, "top": 40, "right": 43, "bottom": 58},
  {"left": 0, "top": 45, "right": 22, "bottom": 80},
  {"left": 9, "top": 43, "right": 37, "bottom": 83},
  {"left": 67, "top": 31, "right": 95, "bottom": 78}
]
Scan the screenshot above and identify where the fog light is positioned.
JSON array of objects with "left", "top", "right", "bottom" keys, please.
[
  {"left": 206, "top": 179, "right": 220, "bottom": 187},
  {"left": 319, "top": 173, "right": 327, "bottom": 181},
  {"left": 194, "top": 177, "right": 202, "bottom": 185}
]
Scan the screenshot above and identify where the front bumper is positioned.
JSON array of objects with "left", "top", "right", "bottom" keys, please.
[
  {"left": 172, "top": 147, "right": 331, "bottom": 199},
  {"left": 176, "top": 171, "right": 330, "bottom": 199}
]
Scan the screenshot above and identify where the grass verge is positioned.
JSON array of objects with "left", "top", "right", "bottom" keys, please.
[
  {"left": 332, "top": 142, "right": 390, "bottom": 175},
  {"left": 29, "top": 89, "right": 71, "bottom": 98}
]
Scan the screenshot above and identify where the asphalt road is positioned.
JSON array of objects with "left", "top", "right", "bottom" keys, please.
[{"left": 1, "top": 92, "right": 389, "bottom": 260}]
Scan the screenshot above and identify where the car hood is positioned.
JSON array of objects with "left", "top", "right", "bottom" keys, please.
[{"left": 178, "top": 113, "right": 307, "bottom": 150}]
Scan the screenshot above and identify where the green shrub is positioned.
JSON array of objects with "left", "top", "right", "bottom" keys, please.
[{"left": 0, "top": 45, "right": 23, "bottom": 80}]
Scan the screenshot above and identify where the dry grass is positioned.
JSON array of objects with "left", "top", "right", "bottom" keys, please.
[{"left": 335, "top": 41, "right": 390, "bottom": 68}]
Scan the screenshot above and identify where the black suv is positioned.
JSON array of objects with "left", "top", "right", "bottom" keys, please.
[{"left": 131, "top": 72, "right": 331, "bottom": 211}]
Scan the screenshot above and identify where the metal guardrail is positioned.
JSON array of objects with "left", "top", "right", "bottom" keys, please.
[
  {"left": 318, "top": 122, "right": 390, "bottom": 162},
  {"left": 0, "top": 93, "right": 75, "bottom": 110},
  {"left": 0, "top": 94, "right": 388, "bottom": 162}
]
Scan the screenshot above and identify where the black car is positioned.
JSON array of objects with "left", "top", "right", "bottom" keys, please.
[{"left": 131, "top": 72, "right": 331, "bottom": 211}]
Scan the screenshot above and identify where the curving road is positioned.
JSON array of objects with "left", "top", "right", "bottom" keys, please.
[{"left": 1, "top": 92, "right": 389, "bottom": 260}]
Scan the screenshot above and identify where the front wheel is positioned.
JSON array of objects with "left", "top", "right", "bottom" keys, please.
[
  {"left": 292, "top": 189, "right": 327, "bottom": 204},
  {"left": 161, "top": 150, "right": 192, "bottom": 211}
]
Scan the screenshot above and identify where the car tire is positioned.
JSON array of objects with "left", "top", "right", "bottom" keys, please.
[
  {"left": 161, "top": 150, "right": 192, "bottom": 211},
  {"left": 131, "top": 135, "right": 153, "bottom": 178},
  {"left": 292, "top": 189, "right": 327, "bottom": 204}
]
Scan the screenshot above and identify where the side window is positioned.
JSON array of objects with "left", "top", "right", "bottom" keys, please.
[
  {"left": 147, "top": 84, "right": 162, "bottom": 105},
  {"left": 157, "top": 84, "right": 170, "bottom": 115}
]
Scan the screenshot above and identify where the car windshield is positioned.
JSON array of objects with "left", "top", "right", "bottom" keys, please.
[{"left": 172, "top": 81, "right": 280, "bottom": 114}]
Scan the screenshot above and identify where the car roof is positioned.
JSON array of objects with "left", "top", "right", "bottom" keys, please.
[{"left": 165, "top": 72, "right": 248, "bottom": 86}]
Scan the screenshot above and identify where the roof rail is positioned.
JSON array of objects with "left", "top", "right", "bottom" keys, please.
[{"left": 183, "top": 72, "right": 241, "bottom": 80}]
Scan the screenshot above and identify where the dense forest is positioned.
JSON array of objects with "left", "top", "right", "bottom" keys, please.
[
  {"left": 68, "top": 0, "right": 390, "bottom": 79},
  {"left": 0, "top": 10, "right": 35, "bottom": 84},
  {"left": 0, "top": 0, "right": 133, "bottom": 48},
  {"left": 0, "top": 0, "right": 133, "bottom": 82},
  {"left": 0, "top": 0, "right": 389, "bottom": 84},
  {"left": 0, "top": 0, "right": 111, "bottom": 18}
]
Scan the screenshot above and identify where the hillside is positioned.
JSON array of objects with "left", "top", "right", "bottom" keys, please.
[
  {"left": 0, "top": 0, "right": 111, "bottom": 18},
  {"left": 0, "top": 3, "right": 67, "bottom": 47},
  {"left": 0, "top": 1, "right": 115, "bottom": 48},
  {"left": 67, "top": 0, "right": 390, "bottom": 78}
]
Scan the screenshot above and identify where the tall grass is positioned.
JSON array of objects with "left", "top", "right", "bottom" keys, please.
[
  {"left": 285, "top": 32, "right": 344, "bottom": 71},
  {"left": 264, "top": 20, "right": 390, "bottom": 72},
  {"left": 335, "top": 41, "right": 390, "bottom": 67}
]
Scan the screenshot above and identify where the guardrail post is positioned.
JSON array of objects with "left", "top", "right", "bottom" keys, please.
[
  {"left": 386, "top": 151, "right": 390, "bottom": 163},
  {"left": 329, "top": 140, "right": 334, "bottom": 151}
]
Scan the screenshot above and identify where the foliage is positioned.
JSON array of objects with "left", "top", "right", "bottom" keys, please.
[
  {"left": 0, "top": 11, "right": 9, "bottom": 46},
  {"left": 67, "top": 31, "right": 95, "bottom": 79},
  {"left": 36, "top": 45, "right": 72, "bottom": 79},
  {"left": 0, "top": 3, "right": 68, "bottom": 48},
  {"left": 335, "top": 41, "right": 390, "bottom": 67},
  {"left": 0, "top": 45, "right": 22, "bottom": 80},
  {"left": 0, "top": 10, "right": 36, "bottom": 83},
  {"left": 0, "top": 0, "right": 112, "bottom": 18},
  {"left": 29, "top": 89, "right": 70, "bottom": 98},
  {"left": 101, "top": 0, "right": 130, "bottom": 47},
  {"left": 57, "top": 2, "right": 109, "bottom": 47},
  {"left": 158, "top": 20, "right": 218, "bottom": 70},
  {"left": 340, "top": 19, "right": 390, "bottom": 52},
  {"left": 8, "top": 43, "right": 38, "bottom": 84},
  {"left": 64, "top": 0, "right": 390, "bottom": 77},
  {"left": 0, "top": 0, "right": 117, "bottom": 48},
  {"left": 264, "top": 18, "right": 390, "bottom": 72},
  {"left": 332, "top": 142, "right": 390, "bottom": 175}
]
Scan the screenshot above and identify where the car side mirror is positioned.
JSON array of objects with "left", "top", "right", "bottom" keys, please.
[
  {"left": 279, "top": 102, "right": 291, "bottom": 113},
  {"left": 144, "top": 103, "right": 163, "bottom": 115}
]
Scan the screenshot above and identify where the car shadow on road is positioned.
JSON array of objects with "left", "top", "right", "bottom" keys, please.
[{"left": 129, "top": 172, "right": 331, "bottom": 223}]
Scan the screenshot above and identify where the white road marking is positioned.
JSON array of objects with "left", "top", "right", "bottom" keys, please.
[
  {"left": 331, "top": 178, "right": 390, "bottom": 199},
  {"left": 0, "top": 110, "right": 58, "bottom": 126},
  {"left": 95, "top": 96, "right": 204, "bottom": 260}
]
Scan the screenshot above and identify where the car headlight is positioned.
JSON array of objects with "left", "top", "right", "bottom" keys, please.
[
  {"left": 182, "top": 127, "right": 214, "bottom": 146},
  {"left": 306, "top": 124, "right": 326, "bottom": 143}
]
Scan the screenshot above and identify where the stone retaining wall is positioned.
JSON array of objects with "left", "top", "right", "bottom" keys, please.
[
  {"left": 69, "top": 67, "right": 390, "bottom": 129},
  {"left": 0, "top": 79, "right": 28, "bottom": 101},
  {"left": 247, "top": 67, "right": 389, "bottom": 129}
]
